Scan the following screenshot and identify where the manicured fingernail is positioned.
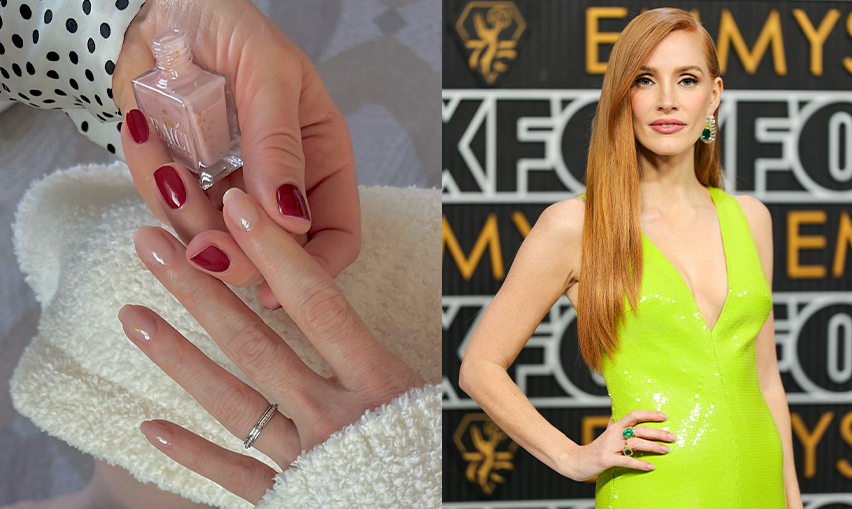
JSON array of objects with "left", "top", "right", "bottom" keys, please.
[
  {"left": 662, "top": 445, "right": 670, "bottom": 453},
  {"left": 647, "top": 463, "right": 655, "bottom": 470},
  {"left": 140, "top": 421, "right": 173, "bottom": 448},
  {"left": 133, "top": 227, "right": 175, "bottom": 267},
  {"left": 660, "top": 413, "right": 667, "bottom": 419},
  {"left": 118, "top": 305, "right": 157, "bottom": 342},
  {"left": 223, "top": 187, "right": 258, "bottom": 232},
  {"left": 276, "top": 183, "right": 309, "bottom": 221},
  {"left": 154, "top": 165, "right": 186, "bottom": 209},
  {"left": 190, "top": 246, "right": 230, "bottom": 272},
  {"left": 126, "top": 109, "right": 149, "bottom": 144},
  {"left": 264, "top": 302, "right": 282, "bottom": 311}
]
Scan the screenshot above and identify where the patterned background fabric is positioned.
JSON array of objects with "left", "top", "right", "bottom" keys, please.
[{"left": 0, "top": 0, "right": 439, "bottom": 504}]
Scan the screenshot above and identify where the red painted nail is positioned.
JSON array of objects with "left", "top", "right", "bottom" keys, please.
[
  {"left": 190, "top": 246, "right": 230, "bottom": 272},
  {"left": 154, "top": 165, "right": 186, "bottom": 209},
  {"left": 276, "top": 183, "right": 310, "bottom": 221},
  {"left": 126, "top": 109, "right": 149, "bottom": 144}
]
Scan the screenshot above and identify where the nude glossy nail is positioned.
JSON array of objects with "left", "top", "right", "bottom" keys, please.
[
  {"left": 190, "top": 245, "right": 230, "bottom": 272},
  {"left": 140, "top": 421, "right": 173, "bottom": 448},
  {"left": 223, "top": 187, "right": 258, "bottom": 232},
  {"left": 133, "top": 227, "right": 175, "bottom": 267},
  {"left": 118, "top": 305, "right": 157, "bottom": 342},
  {"left": 661, "top": 445, "right": 670, "bottom": 453}
]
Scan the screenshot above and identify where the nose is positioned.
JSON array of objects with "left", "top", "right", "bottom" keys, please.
[{"left": 656, "top": 83, "right": 677, "bottom": 113}]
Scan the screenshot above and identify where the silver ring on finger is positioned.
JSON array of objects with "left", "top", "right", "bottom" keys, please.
[{"left": 244, "top": 402, "right": 278, "bottom": 449}]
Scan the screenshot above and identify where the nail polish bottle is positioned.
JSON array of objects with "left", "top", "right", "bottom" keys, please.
[{"left": 131, "top": 28, "right": 242, "bottom": 190}]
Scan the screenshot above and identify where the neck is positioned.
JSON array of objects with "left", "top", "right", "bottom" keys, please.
[{"left": 637, "top": 143, "right": 708, "bottom": 214}]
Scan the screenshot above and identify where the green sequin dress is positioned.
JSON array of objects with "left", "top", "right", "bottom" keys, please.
[{"left": 581, "top": 186, "right": 786, "bottom": 508}]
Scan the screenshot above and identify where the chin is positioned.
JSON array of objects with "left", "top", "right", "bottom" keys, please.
[{"left": 639, "top": 141, "right": 693, "bottom": 157}]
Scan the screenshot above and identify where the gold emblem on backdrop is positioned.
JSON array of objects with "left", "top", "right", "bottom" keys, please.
[
  {"left": 453, "top": 413, "right": 519, "bottom": 494},
  {"left": 455, "top": 1, "right": 526, "bottom": 85}
]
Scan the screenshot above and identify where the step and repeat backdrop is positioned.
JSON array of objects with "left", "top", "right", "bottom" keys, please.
[{"left": 443, "top": 1, "right": 852, "bottom": 507}]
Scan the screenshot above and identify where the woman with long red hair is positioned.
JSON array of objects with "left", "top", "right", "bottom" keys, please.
[{"left": 459, "top": 7, "right": 802, "bottom": 507}]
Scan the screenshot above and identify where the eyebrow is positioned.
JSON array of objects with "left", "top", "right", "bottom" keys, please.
[{"left": 639, "top": 65, "right": 704, "bottom": 74}]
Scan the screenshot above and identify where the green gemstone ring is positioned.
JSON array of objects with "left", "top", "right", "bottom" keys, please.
[
  {"left": 622, "top": 427, "right": 634, "bottom": 439},
  {"left": 623, "top": 443, "right": 633, "bottom": 456}
]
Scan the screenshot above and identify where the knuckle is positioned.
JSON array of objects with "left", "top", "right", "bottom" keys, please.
[
  {"left": 254, "top": 130, "right": 305, "bottom": 168},
  {"left": 211, "top": 383, "right": 256, "bottom": 427},
  {"left": 187, "top": 440, "right": 216, "bottom": 473},
  {"left": 300, "top": 282, "right": 354, "bottom": 341},
  {"left": 225, "top": 456, "right": 259, "bottom": 496},
  {"left": 229, "top": 322, "right": 276, "bottom": 373}
]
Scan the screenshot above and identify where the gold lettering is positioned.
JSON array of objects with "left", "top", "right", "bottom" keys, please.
[
  {"left": 581, "top": 415, "right": 611, "bottom": 445},
  {"left": 717, "top": 9, "right": 787, "bottom": 75},
  {"left": 585, "top": 7, "right": 627, "bottom": 74},
  {"left": 511, "top": 211, "right": 532, "bottom": 238},
  {"left": 788, "top": 211, "right": 827, "bottom": 278},
  {"left": 791, "top": 411, "right": 833, "bottom": 479},
  {"left": 838, "top": 411, "right": 852, "bottom": 478},
  {"left": 844, "top": 13, "right": 852, "bottom": 75},
  {"left": 442, "top": 213, "right": 505, "bottom": 280},
  {"left": 834, "top": 211, "right": 852, "bottom": 277},
  {"left": 792, "top": 9, "right": 840, "bottom": 76}
]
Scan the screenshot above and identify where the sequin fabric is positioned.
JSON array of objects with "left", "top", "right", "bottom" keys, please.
[{"left": 584, "top": 187, "right": 786, "bottom": 508}]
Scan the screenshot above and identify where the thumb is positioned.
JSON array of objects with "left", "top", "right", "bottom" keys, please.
[{"left": 234, "top": 28, "right": 311, "bottom": 236}]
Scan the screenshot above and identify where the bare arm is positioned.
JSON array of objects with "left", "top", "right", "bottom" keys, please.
[
  {"left": 739, "top": 195, "right": 803, "bottom": 509},
  {"left": 458, "top": 198, "right": 584, "bottom": 477}
]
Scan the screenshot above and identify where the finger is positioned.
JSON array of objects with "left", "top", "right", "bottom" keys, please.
[
  {"left": 615, "top": 454, "right": 657, "bottom": 472},
  {"left": 631, "top": 425, "right": 678, "bottom": 443},
  {"left": 121, "top": 108, "right": 227, "bottom": 244},
  {"left": 186, "top": 231, "right": 264, "bottom": 287},
  {"left": 618, "top": 410, "right": 668, "bottom": 428},
  {"left": 139, "top": 419, "right": 277, "bottom": 505},
  {"left": 298, "top": 97, "right": 361, "bottom": 278},
  {"left": 257, "top": 281, "right": 281, "bottom": 311},
  {"left": 119, "top": 305, "right": 301, "bottom": 468},
  {"left": 221, "top": 187, "right": 399, "bottom": 383},
  {"left": 254, "top": 231, "right": 311, "bottom": 311},
  {"left": 236, "top": 32, "right": 312, "bottom": 235},
  {"left": 132, "top": 225, "right": 327, "bottom": 422},
  {"left": 625, "top": 437, "right": 671, "bottom": 456}
]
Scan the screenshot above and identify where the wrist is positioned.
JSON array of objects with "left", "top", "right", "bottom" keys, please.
[{"left": 556, "top": 439, "right": 581, "bottom": 480}]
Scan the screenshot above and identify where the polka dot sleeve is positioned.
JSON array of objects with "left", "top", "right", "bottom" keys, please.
[{"left": 0, "top": 0, "right": 146, "bottom": 161}]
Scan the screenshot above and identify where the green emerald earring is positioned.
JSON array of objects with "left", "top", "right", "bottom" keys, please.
[{"left": 701, "top": 114, "right": 716, "bottom": 144}]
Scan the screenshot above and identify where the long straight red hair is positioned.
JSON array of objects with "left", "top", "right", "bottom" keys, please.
[{"left": 578, "top": 8, "right": 724, "bottom": 373}]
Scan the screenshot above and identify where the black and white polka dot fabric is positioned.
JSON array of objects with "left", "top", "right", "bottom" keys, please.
[{"left": 0, "top": 0, "right": 145, "bottom": 161}]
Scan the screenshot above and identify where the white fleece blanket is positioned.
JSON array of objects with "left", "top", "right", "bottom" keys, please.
[{"left": 10, "top": 163, "right": 442, "bottom": 508}]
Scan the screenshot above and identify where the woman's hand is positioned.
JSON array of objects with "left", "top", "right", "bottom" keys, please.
[
  {"left": 113, "top": 0, "right": 360, "bottom": 309},
  {"left": 562, "top": 410, "right": 676, "bottom": 482},
  {"left": 117, "top": 187, "right": 423, "bottom": 505}
]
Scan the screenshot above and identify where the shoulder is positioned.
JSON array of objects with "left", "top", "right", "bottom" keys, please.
[
  {"left": 535, "top": 196, "right": 586, "bottom": 238},
  {"left": 519, "top": 196, "right": 586, "bottom": 285},
  {"left": 731, "top": 192, "right": 774, "bottom": 272},
  {"left": 731, "top": 192, "right": 772, "bottom": 240}
]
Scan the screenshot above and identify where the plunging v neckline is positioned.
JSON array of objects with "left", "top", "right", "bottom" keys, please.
[{"left": 640, "top": 186, "right": 730, "bottom": 334}]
